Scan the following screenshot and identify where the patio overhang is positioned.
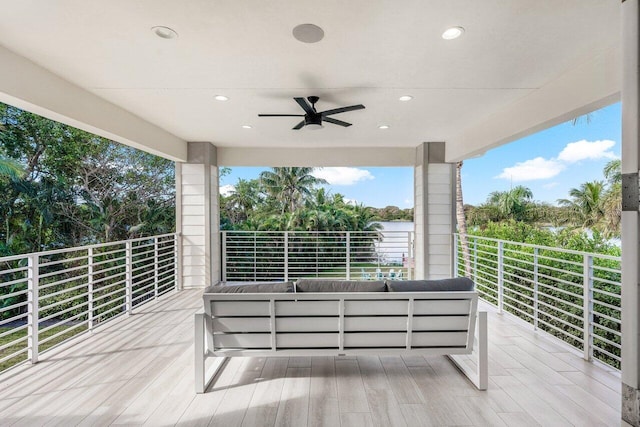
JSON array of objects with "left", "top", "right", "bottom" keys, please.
[{"left": 0, "top": 1, "right": 621, "bottom": 163}]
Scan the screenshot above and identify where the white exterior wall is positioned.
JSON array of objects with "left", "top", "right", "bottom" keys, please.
[
  {"left": 177, "top": 142, "right": 220, "bottom": 289},
  {"left": 414, "top": 142, "right": 455, "bottom": 279}
]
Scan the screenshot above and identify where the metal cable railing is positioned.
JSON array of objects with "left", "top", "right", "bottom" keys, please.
[
  {"left": 454, "top": 233, "right": 621, "bottom": 370},
  {"left": 0, "top": 233, "right": 179, "bottom": 373},
  {"left": 222, "top": 230, "right": 415, "bottom": 282}
]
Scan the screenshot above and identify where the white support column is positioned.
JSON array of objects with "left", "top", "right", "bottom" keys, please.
[
  {"left": 622, "top": 1, "right": 640, "bottom": 425},
  {"left": 414, "top": 142, "right": 455, "bottom": 279},
  {"left": 177, "top": 142, "right": 221, "bottom": 288}
]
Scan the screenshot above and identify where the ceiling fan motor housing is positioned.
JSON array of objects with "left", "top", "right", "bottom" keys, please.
[{"left": 305, "top": 113, "right": 322, "bottom": 126}]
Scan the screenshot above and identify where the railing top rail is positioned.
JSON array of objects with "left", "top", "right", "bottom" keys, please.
[
  {"left": 454, "top": 233, "right": 620, "bottom": 262},
  {"left": 222, "top": 230, "right": 414, "bottom": 234},
  {"left": 0, "top": 232, "right": 179, "bottom": 262}
]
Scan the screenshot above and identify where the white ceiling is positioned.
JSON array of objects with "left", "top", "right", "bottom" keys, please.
[{"left": 0, "top": 0, "right": 621, "bottom": 159}]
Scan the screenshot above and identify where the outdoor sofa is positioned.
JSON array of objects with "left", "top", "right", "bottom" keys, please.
[{"left": 195, "top": 277, "right": 488, "bottom": 393}]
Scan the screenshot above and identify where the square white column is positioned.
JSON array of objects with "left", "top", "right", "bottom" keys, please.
[
  {"left": 414, "top": 142, "right": 456, "bottom": 279},
  {"left": 176, "top": 142, "right": 220, "bottom": 288}
]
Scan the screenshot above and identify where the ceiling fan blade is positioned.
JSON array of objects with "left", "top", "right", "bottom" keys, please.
[
  {"left": 320, "top": 104, "right": 365, "bottom": 116},
  {"left": 258, "top": 114, "right": 305, "bottom": 117},
  {"left": 292, "top": 120, "right": 306, "bottom": 130},
  {"left": 294, "top": 97, "right": 315, "bottom": 115},
  {"left": 323, "top": 117, "right": 352, "bottom": 127}
]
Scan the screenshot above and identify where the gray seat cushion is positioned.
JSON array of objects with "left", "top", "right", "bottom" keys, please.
[
  {"left": 295, "top": 279, "right": 386, "bottom": 292},
  {"left": 386, "top": 277, "right": 474, "bottom": 292},
  {"left": 204, "top": 281, "right": 294, "bottom": 293}
]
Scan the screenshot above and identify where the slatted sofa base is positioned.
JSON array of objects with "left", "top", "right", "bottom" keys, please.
[{"left": 195, "top": 292, "right": 488, "bottom": 393}]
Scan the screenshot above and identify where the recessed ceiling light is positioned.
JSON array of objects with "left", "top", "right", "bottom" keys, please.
[
  {"left": 399, "top": 95, "right": 413, "bottom": 102},
  {"left": 214, "top": 95, "right": 229, "bottom": 101},
  {"left": 442, "top": 26, "right": 464, "bottom": 40},
  {"left": 292, "top": 23, "right": 325, "bottom": 43},
  {"left": 378, "top": 125, "right": 390, "bottom": 130},
  {"left": 151, "top": 26, "right": 178, "bottom": 39},
  {"left": 242, "top": 125, "right": 252, "bottom": 129}
]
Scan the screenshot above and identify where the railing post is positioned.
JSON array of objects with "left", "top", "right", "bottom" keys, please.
[
  {"left": 284, "top": 231, "right": 289, "bottom": 282},
  {"left": 221, "top": 231, "right": 227, "bottom": 282},
  {"left": 533, "top": 247, "right": 539, "bottom": 330},
  {"left": 453, "top": 234, "right": 459, "bottom": 277},
  {"left": 88, "top": 248, "right": 94, "bottom": 332},
  {"left": 175, "top": 233, "right": 182, "bottom": 291},
  {"left": 497, "top": 241, "right": 504, "bottom": 314},
  {"left": 346, "top": 232, "right": 351, "bottom": 280},
  {"left": 408, "top": 232, "right": 413, "bottom": 280},
  {"left": 27, "top": 254, "right": 39, "bottom": 364},
  {"left": 253, "top": 233, "right": 257, "bottom": 281},
  {"left": 125, "top": 241, "right": 132, "bottom": 314},
  {"left": 154, "top": 237, "right": 159, "bottom": 299},
  {"left": 473, "top": 238, "right": 478, "bottom": 284},
  {"left": 583, "top": 254, "right": 594, "bottom": 361}
]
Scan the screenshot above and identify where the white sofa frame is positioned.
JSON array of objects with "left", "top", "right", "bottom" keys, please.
[{"left": 195, "top": 291, "right": 488, "bottom": 393}]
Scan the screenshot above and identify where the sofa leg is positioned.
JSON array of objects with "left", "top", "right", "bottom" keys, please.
[
  {"left": 195, "top": 312, "right": 227, "bottom": 393},
  {"left": 449, "top": 311, "right": 488, "bottom": 390}
]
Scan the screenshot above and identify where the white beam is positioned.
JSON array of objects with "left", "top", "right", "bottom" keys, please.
[
  {"left": 218, "top": 147, "right": 416, "bottom": 167},
  {"left": 446, "top": 45, "right": 621, "bottom": 162},
  {"left": 0, "top": 45, "right": 187, "bottom": 161}
]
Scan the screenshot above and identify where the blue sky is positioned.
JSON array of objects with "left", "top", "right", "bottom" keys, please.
[{"left": 220, "top": 102, "right": 621, "bottom": 208}]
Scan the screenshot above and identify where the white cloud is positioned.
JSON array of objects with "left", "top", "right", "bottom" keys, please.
[
  {"left": 543, "top": 182, "right": 559, "bottom": 189},
  {"left": 312, "top": 167, "right": 374, "bottom": 185},
  {"left": 494, "top": 157, "right": 565, "bottom": 182},
  {"left": 557, "top": 139, "right": 618, "bottom": 163},
  {"left": 219, "top": 184, "right": 235, "bottom": 196}
]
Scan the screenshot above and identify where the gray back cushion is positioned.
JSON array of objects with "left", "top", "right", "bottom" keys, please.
[
  {"left": 204, "top": 281, "right": 294, "bottom": 293},
  {"left": 386, "top": 277, "right": 474, "bottom": 292},
  {"left": 296, "top": 279, "right": 386, "bottom": 292}
]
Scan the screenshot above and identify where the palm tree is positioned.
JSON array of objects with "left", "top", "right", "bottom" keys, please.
[
  {"left": 0, "top": 156, "right": 24, "bottom": 180},
  {"left": 557, "top": 181, "right": 606, "bottom": 230},
  {"left": 225, "top": 179, "right": 261, "bottom": 224},
  {"left": 259, "top": 167, "right": 327, "bottom": 214},
  {"left": 487, "top": 185, "right": 534, "bottom": 221},
  {"left": 455, "top": 161, "right": 472, "bottom": 276},
  {"left": 603, "top": 159, "right": 621, "bottom": 186}
]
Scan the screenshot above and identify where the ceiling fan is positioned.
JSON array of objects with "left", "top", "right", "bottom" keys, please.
[{"left": 258, "top": 96, "right": 365, "bottom": 130}]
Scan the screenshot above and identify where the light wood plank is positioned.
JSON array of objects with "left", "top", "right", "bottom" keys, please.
[
  {"left": 554, "top": 384, "right": 620, "bottom": 426},
  {"left": 497, "top": 411, "right": 542, "bottom": 427},
  {"left": 379, "top": 356, "right": 424, "bottom": 404},
  {"left": 340, "top": 412, "right": 374, "bottom": 427},
  {"left": 242, "top": 357, "right": 289, "bottom": 427},
  {"left": 492, "top": 375, "right": 575, "bottom": 426},
  {"left": 208, "top": 357, "right": 267, "bottom": 427},
  {"left": 273, "top": 367, "right": 311, "bottom": 427},
  {"left": 335, "top": 359, "right": 370, "bottom": 412},
  {"left": 559, "top": 370, "right": 620, "bottom": 410},
  {"left": 308, "top": 397, "right": 340, "bottom": 427},
  {"left": 176, "top": 356, "right": 245, "bottom": 427},
  {"left": 287, "top": 357, "right": 311, "bottom": 368},
  {"left": 356, "top": 356, "right": 390, "bottom": 390},
  {"left": 407, "top": 366, "right": 473, "bottom": 426},
  {"left": 399, "top": 404, "right": 439, "bottom": 427},
  {"left": 366, "top": 388, "right": 407, "bottom": 427},
  {"left": 458, "top": 396, "right": 508, "bottom": 426},
  {"left": 508, "top": 368, "right": 611, "bottom": 427}
]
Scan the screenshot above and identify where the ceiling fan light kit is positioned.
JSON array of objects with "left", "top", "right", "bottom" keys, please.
[{"left": 258, "top": 96, "right": 365, "bottom": 130}]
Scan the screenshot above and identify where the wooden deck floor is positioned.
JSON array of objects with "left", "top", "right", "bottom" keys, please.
[{"left": 0, "top": 289, "right": 621, "bottom": 426}]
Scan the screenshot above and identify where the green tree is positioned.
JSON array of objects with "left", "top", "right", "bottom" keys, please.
[
  {"left": 486, "top": 185, "right": 534, "bottom": 221},
  {"left": 259, "top": 167, "right": 327, "bottom": 213},
  {"left": 557, "top": 181, "right": 607, "bottom": 232}
]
